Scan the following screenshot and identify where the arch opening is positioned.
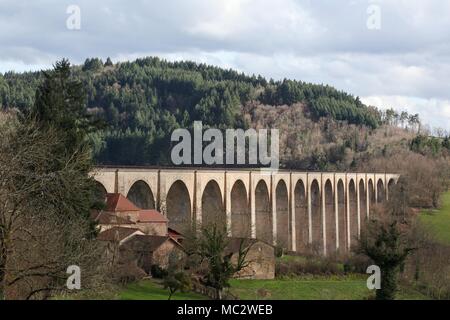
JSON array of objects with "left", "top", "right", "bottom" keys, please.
[
  {"left": 377, "top": 179, "right": 385, "bottom": 203},
  {"left": 359, "top": 180, "right": 367, "bottom": 232},
  {"left": 230, "top": 180, "right": 250, "bottom": 238},
  {"left": 368, "top": 179, "right": 375, "bottom": 205},
  {"left": 325, "top": 180, "right": 336, "bottom": 254},
  {"left": 202, "top": 180, "right": 225, "bottom": 228},
  {"left": 294, "top": 180, "right": 308, "bottom": 252},
  {"left": 337, "top": 180, "right": 347, "bottom": 252},
  {"left": 166, "top": 180, "right": 191, "bottom": 234},
  {"left": 311, "top": 180, "right": 323, "bottom": 253},
  {"left": 349, "top": 180, "right": 358, "bottom": 248},
  {"left": 127, "top": 180, "right": 155, "bottom": 209},
  {"left": 94, "top": 181, "right": 107, "bottom": 203},
  {"left": 388, "top": 178, "right": 396, "bottom": 200},
  {"left": 255, "top": 180, "right": 272, "bottom": 244},
  {"left": 276, "top": 180, "right": 289, "bottom": 249}
]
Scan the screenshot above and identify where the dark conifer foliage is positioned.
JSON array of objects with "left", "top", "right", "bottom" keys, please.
[{"left": 0, "top": 57, "right": 382, "bottom": 165}]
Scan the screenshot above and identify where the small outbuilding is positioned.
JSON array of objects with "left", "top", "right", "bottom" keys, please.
[
  {"left": 119, "top": 235, "right": 185, "bottom": 272},
  {"left": 226, "top": 238, "right": 275, "bottom": 280}
]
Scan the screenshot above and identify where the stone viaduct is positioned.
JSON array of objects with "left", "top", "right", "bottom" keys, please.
[{"left": 93, "top": 166, "right": 399, "bottom": 256}]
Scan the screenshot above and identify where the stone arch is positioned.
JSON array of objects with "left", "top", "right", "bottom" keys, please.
[
  {"left": 388, "top": 178, "right": 396, "bottom": 200},
  {"left": 127, "top": 180, "right": 155, "bottom": 209},
  {"left": 275, "top": 180, "right": 289, "bottom": 249},
  {"left": 324, "top": 179, "right": 336, "bottom": 254},
  {"left": 255, "top": 180, "right": 272, "bottom": 244},
  {"left": 337, "top": 180, "right": 347, "bottom": 252},
  {"left": 230, "top": 180, "right": 250, "bottom": 238},
  {"left": 359, "top": 179, "right": 367, "bottom": 232},
  {"left": 166, "top": 180, "right": 191, "bottom": 234},
  {"left": 294, "top": 179, "right": 308, "bottom": 252},
  {"left": 348, "top": 179, "right": 358, "bottom": 247},
  {"left": 377, "top": 179, "right": 385, "bottom": 203},
  {"left": 310, "top": 179, "right": 322, "bottom": 252},
  {"left": 94, "top": 181, "right": 107, "bottom": 202},
  {"left": 202, "top": 180, "right": 225, "bottom": 228},
  {"left": 368, "top": 179, "right": 375, "bottom": 205}
]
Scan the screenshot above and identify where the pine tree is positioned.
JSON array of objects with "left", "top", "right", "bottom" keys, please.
[
  {"left": 105, "top": 57, "right": 113, "bottom": 67},
  {"left": 32, "top": 59, "right": 91, "bottom": 156}
]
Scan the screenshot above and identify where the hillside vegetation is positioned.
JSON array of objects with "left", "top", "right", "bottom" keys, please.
[
  {"left": 1, "top": 57, "right": 449, "bottom": 196},
  {"left": 1, "top": 56, "right": 428, "bottom": 168}
]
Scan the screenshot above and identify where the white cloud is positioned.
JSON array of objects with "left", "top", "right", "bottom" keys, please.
[
  {"left": 0, "top": 0, "right": 449, "bottom": 129},
  {"left": 362, "top": 95, "right": 450, "bottom": 130}
]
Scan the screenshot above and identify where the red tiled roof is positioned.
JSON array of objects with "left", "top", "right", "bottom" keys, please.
[
  {"left": 105, "top": 193, "right": 140, "bottom": 212},
  {"left": 168, "top": 228, "right": 182, "bottom": 237},
  {"left": 136, "top": 209, "right": 168, "bottom": 223},
  {"left": 122, "top": 235, "right": 183, "bottom": 251},
  {"left": 97, "top": 227, "right": 142, "bottom": 242},
  {"left": 93, "top": 211, "right": 135, "bottom": 225}
]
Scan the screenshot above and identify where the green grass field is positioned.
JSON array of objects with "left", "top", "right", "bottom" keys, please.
[
  {"left": 229, "top": 277, "right": 427, "bottom": 300},
  {"left": 120, "top": 277, "right": 427, "bottom": 300},
  {"left": 420, "top": 191, "right": 450, "bottom": 245},
  {"left": 120, "top": 280, "right": 206, "bottom": 300}
]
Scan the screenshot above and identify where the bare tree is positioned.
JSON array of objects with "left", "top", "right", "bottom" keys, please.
[
  {"left": 0, "top": 118, "right": 111, "bottom": 299},
  {"left": 184, "top": 221, "right": 253, "bottom": 300}
]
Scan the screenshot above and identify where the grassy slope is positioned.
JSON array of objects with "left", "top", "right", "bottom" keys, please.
[
  {"left": 120, "top": 280, "right": 206, "bottom": 300},
  {"left": 229, "top": 277, "right": 427, "bottom": 300},
  {"left": 120, "top": 277, "right": 427, "bottom": 300},
  {"left": 420, "top": 191, "right": 450, "bottom": 245}
]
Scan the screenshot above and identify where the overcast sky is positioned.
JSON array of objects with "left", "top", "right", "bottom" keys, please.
[{"left": 1, "top": 0, "right": 449, "bottom": 130}]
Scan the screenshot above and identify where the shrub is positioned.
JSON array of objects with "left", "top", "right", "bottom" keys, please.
[
  {"left": 402, "top": 226, "right": 450, "bottom": 300},
  {"left": 114, "top": 263, "right": 146, "bottom": 285},
  {"left": 150, "top": 265, "right": 168, "bottom": 279},
  {"left": 343, "top": 254, "right": 371, "bottom": 274},
  {"left": 274, "top": 246, "right": 284, "bottom": 258}
]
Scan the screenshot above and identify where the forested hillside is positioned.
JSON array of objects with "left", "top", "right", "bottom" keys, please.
[{"left": 0, "top": 57, "right": 445, "bottom": 169}]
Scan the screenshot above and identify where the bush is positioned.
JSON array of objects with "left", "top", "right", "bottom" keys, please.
[
  {"left": 343, "top": 254, "right": 371, "bottom": 274},
  {"left": 274, "top": 246, "right": 284, "bottom": 258},
  {"left": 402, "top": 229, "right": 450, "bottom": 300},
  {"left": 150, "top": 265, "right": 168, "bottom": 279},
  {"left": 114, "top": 263, "right": 146, "bottom": 285}
]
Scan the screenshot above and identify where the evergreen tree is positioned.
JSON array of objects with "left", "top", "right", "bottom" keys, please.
[
  {"left": 359, "top": 219, "right": 414, "bottom": 300},
  {"left": 105, "top": 57, "right": 113, "bottom": 67},
  {"left": 32, "top": 59, "right": 91, "bottom": 156},
  {"left": 29, "top": 59, "right": 99, "bottom": 230}
]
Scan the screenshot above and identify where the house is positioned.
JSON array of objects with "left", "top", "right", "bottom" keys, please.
[
  {"left": 133, "top": 209, "right": 168, "bottom": 236},
  {"left": 97, "top": 226, "right": 146, "bottom": 268},
  {"left": 168, "top": 227, "right": 184, "bottom": 244},
  {"left": 94, "top": 193, "right": 275, "bottom": 280},
  {"left": 91, "top": 210, "right": 136, "bottom": 232},
  {"left": 97, "top": 228, "right": 184, "bottom": 273},
  {"left": 97, "top": 226, "right": 144, "bottom": 245},
  {"left": 226, "top": 238, "right": 275, "bottom": 280},
  {"left": 119, "top": 235, "right": 185, "bottom": 272},
  {"left": 94, "top": 193, "right": 168, "bottom": 237}
]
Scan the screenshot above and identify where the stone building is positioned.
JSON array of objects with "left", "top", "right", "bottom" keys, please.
[
  {"left": 120, "top": 235, "right": 185, "bottom": 272},
  {"left": 95, "top": 192, "right": 275, "bottom": 279},
  {"left": 132, "top": 210, "right": 168, "bottom": 236},
  {"left": 97, "top": 226, "right": 145, "bottom": 245},
  {"left": 226, "top": 238, "right": 275, "bottom": 280},
  {"left": 91, "top": 211, "right": 136, "bottom": 232},
  {"left": 95, "top": 193, "right": 168, "bottom": 237}
]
